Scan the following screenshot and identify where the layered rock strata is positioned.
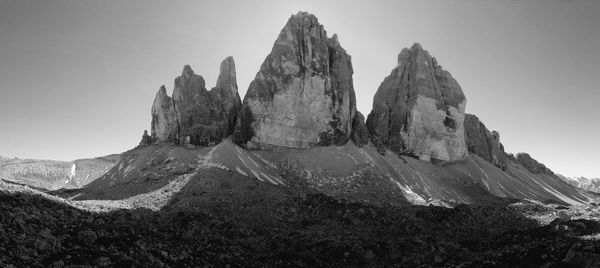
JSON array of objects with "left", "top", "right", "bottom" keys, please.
[
  {"left": 367, "top": 43, "right": 467, "bottom": 161},
  {"left": 233, "top": 12, "right": 365, "bottom": 149}
]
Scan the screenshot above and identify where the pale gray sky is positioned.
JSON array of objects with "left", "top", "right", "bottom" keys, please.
[{"left": 0, "top": 0, "right": 598, "bottom": 178}]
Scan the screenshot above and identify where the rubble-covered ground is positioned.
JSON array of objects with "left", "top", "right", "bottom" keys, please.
[{"left": 1, "top": 186, "right": 600, "bottom": 268}]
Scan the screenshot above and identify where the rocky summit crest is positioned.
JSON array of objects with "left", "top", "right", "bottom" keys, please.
[
  {"left": 233, "top": 12, "right": 367, "bottom": 149},
  {"left": 151, "top": 57, "right": 242, "bottom": 146},
  {"left": 367, "top": 43, "right": 467, "bottom": 161}
]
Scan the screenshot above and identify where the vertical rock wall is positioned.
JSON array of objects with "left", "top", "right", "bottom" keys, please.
[
  {"left": 367, "top": 43, "right": 467, "bottom": 161},
  {"left": 233, "top": 12, "right": 366, "bottom": 149}
]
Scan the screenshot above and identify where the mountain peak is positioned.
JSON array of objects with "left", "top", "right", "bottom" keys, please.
[
  {"left": 278, "top": 11, "right": 326, "bottom": 42},
  {"left": 397, "top": 43, "right": 431, "bottom": 66},
  {"left": 290, "top": 11, "right": 318, "bottom": 22},
  {"left": 216, "top": 56, "right": 237, "bottom": 94},
  {"left": 369, "top": 43, "right": 467, "bottom": 161},
  {"left": 234, "top": 11, "right": 364, "bottom": 149},
  {"left": 182, "top": 65, "right": 194, "bottom": 76},
  {"left": 158, "top": 85, "right": 167, "bottom": 95}
]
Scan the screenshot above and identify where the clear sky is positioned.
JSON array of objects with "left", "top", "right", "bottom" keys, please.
[{"left": 0, "top": 0, "right": 598, "bottom": 178}]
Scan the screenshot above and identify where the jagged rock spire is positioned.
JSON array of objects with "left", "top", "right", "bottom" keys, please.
[{"left": 151, "top": 85, "right": 178, "bottom": 142}]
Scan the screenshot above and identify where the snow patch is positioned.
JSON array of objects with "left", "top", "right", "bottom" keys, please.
[
  {"left": 235, "top": 167, "right": 248, "bottom": 177},
  {"left": 390, "top": 179, "right": 427, "bottom": 205},
  {"left": 70, "top": 164, "right": 76, "bottom": 178}
]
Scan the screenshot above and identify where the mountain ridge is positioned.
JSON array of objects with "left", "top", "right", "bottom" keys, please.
[{"left": 2, "top": 11, "right": 593, "bottom": 207}]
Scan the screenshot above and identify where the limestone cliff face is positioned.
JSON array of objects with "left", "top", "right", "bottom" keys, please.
[
  {"left": 366, "top": 43, "right": 467, "bottom": 161},
  {"left": 464, "top": 114, "right": 507, "bottom": 170},
  {"left": 233, "top": 12, "right": 361, "bottom": 149},
  {"left": 150, "top": 57, "right": 242, "bottom": 144},
  {"left": 151, "top": 85, "right": 178, "bottom": 141}
]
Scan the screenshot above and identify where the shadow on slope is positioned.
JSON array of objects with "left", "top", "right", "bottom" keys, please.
[{"left": 3, "top": 187, "right": 600, "bottom": 267}]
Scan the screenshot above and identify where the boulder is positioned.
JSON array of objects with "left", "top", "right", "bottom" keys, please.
[
  {"left": 233, "top": 12, "right": 361, "bottom": 149},
  {"left": 464, "top": 114, "right": 507, "bottom": 170},
  {"left": 366, "top": 43, "right": 467, "bottom": 161},
  {"left": 150, "top": 57, "right": 242, "bottom": 145}
]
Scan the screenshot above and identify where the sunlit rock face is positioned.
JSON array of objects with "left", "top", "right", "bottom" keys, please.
[
  {"left": 234, "top": 12, "right": 362, "bottom": 149},
  {"left": 151, "top": 85, "right": 178, "bottom": 142},
  {"left": 150, "top": 57, "right": 242, "bottom": 144},
  {"left": 367, "top": 43, "right": 467, "bottom": 161},
  {"left": 464, "top": 114, "right": 507, "bottom": 170}
]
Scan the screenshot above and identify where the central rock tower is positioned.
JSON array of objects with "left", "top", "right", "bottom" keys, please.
[{"left": 234, "top": 12, "right": 368, "bottom": 149}]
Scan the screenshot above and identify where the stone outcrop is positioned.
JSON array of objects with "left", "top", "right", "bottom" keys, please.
[
  {"left": 139, "top": 130, "right": 151, "bottom": 146},
  {"left": 233, "top": 12, "right": 362, "bottom": 149},
  {"left": 464, "top": 114, "right": 507, "bottom": 170},
  {"left": 366, "top": 43, "right": 467, "bottom": 161},
  {"left": 150, "top": 57, "right": 242, "bottom": 145},
  {"left": 513, "top": 153, "right": 554, "bottom": 174}
]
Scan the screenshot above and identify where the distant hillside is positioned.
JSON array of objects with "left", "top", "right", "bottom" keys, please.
[
  {"left": 0, "top": 154, "right": 119, "bottom": 190},
  {"left": 558, "top": 175, "right": 600, "bottom": 194}
]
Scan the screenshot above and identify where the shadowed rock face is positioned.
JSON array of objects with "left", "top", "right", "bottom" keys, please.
[
  {"left": 464, "top": 114, "right": 507, "bottom": 170},
  {"left": 139, "top": 130, "right": 151, "bottom": 146},
  {"left": 234, "top": 12, "right": 364, "bottom": 149},
  {"left": 367, "top": 43, "right": 467, "bottom": 161},
  {"left": 172, "top": 65, "right": 228, "bottom": 140},
  {"left": 212, "top": 57, "right": 242, "bottom": 134},
  {"left": 151, "top": 57, "right": 241, "bottom": 145},
  {"left": 351, "top": 112, "right": 370, "bottom": 146}
]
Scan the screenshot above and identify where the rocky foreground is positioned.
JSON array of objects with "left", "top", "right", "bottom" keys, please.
[{"left": 1, "top": 187, "right": 600, "bottom": 267}]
